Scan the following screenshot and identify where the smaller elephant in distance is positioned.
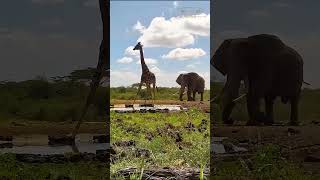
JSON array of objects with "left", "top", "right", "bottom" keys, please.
[{"left": 176, "top": 72, "right": 205, "bottom": 101}]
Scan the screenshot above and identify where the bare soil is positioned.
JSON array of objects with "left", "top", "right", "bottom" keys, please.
[{"left": 0, "top": 121, "right": 106, "bottom": 136}]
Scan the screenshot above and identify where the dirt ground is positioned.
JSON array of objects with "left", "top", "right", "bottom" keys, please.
[
  {"left": 212, "top": 125, "right": 320, "bottom": 174},
  {"left": 111, "top": 99, "right": 210, "bottom": 112},
  {"left": 0, "top": 121, "right": 107, "bottom": 136}
]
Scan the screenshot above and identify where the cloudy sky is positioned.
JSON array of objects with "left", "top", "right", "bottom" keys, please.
[
  {"left": 0, "top": 0, "right": 102, "bottom": 82},
  {"left": 110, "top": 1, "right": 210, "bottom": 88},
  {"left": 211, "top": 0, "right": 320, "bottom": 88}
]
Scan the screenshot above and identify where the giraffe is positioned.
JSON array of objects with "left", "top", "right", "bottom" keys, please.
[
  {"left": 71, "top": 0, "right": 109, "bottom": 139},
  {"left": 133, "top": 42, "right": 156, "bottom": 104}
]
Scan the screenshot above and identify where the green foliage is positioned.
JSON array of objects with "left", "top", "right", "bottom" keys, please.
[
  {"left": 110, "top": 110, "right": 210, "bottom": 178},
  {"left": 0, "top": 76, "right": 108, "bottom": 122},
  {"left": 214, "top": 144, "right": 318, "bottom": 180},
  {"left": 110, "top": 86, "right": 210, "bottom": 101},
  {"left": 0, "top": 154, "right": 108, "bottom": 179}
]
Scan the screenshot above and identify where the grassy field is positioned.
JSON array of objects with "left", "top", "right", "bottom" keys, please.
[
  {"left": 110, "top": 86, "right": 210, "bottom": 101},
  {"left": 0, "top": 154, "right": 108, "bottom": 180},
  {"left": 213, "top": 144, "right": 319, "bottom": 180},
  {"left": 110, "top": 108, "right": 210, "bottom": 178}
]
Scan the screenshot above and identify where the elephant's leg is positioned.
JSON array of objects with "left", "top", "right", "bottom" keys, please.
[
  {"left": 193, "top": 91, "right": 196, "bottom": 101},
  {"left": 222, "top": 102, "right": 235, "bottom": 124},
  {"left": 179, "top": 86, "right": 185, "bottom": 101},
  {"left": 200, "top": 92, "right": 203, "bottom": 101},
  {"left": 264, "top": 96, "right": 274, "bottom": 125},
  {"left": 187, "top": 87, "right": 193, "bottom": 101},
  {"left": 246, "top": 95, "right": 261, "bottom": 125},
  {"left": 289, "top": 97, "right": 299, "bottom": 126}
]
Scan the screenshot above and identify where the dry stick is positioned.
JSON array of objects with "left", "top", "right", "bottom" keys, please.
[{"left": 71, "top": 0, "right": 108, "bottom": 139}]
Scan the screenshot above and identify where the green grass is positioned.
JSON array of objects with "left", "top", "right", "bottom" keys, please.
[
  {"left": 213, "top": 144, "right": 319, "bottom": 180},
  {"left": 0, "top": 154, "right": 108, "bottom": 180},
  {"left": 110, "top": 108, "right": 210, "bottom": 178},
  {"left": 110, "top": 86, "right": 210, "bottom": 101}
]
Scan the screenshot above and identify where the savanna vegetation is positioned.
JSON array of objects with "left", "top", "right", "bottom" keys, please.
[
  {"left": 110, "top": 84, "right": 210, "bottom": 101},
  {"left": 0, "top": 68, "right": 108, "bottom": 123},
  {"left": 0, "top": 153, "right": 108, "bottom": 180},
  {"left": 110, "top": 109, "right": 210, "bottom": 179},
  {"left": 213, "top": 144, "right": 319, "bottom": 180}
]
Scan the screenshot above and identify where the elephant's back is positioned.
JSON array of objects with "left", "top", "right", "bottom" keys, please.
[{"left": 271, "top": 46, "right": 303, "bottom": 96}]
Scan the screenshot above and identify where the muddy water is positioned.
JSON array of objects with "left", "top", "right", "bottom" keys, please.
[
  {"left": 211, "top": 137, "right": 248, "bottom": 154},
  {"left": 111, "top": 104, "right": 187, "bottom": 112},
  {"left": 0, "top": 134, "right": 109, "bottom": 155}
]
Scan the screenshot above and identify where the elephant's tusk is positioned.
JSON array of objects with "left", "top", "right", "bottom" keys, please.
[
  {"left": 303, "top": 81, "right": 311, "bottom": 86},
  {"left": 210, "top": 95, "right": 220, "bottom": 103},
  {"left": 232, "top": 94, "right": 246, "bottom": 102}
]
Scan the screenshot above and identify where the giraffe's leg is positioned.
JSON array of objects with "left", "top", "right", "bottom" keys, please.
[
  {"left": 133, "top": 82, "right": 142, "bottom": 105},
  {"left": 152, "top": 83, "right": 156, "bottom": 105},
  {"left": 146, "top": 84, "right": 152, "bottom": 104}
]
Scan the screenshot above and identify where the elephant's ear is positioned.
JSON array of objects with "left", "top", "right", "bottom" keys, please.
[
  {"left": 211, "top": 39, "right": 232, "bottom": 76},
  {"left": 176, "top": 74, "right": 183, "bottom": 85}
]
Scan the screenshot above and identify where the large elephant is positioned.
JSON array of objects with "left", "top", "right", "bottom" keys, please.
[
  {"left": 176, "top": 72, "right": 205, "bottom": 101},
  {"left": 211, "top": 34, "right": 303, "bottom": 125}
]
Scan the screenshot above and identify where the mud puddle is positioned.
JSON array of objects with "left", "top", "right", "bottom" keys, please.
[
  {"left": 0, "top": 134, "right": 109, "bottom": 155},
  {"left": 211, "top": 137, "right": 248, "bottom": 154},
  {"left": 111, "top": 104, "right": 187, "bottom": 113}
]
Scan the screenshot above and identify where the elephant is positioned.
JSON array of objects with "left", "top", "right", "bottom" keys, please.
[
  {"left": 211, "top": 34, "right": 303, "bottom": 125},
  {"left": 176, "top": 72, "right": 205, "bottom": 101}
]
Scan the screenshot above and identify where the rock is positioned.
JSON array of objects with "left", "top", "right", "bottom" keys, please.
[
  {"left": 287, "top": 128, "right": 300, "bottom": 135},
  {"left": 304, "top": 155, "right": 320, "bottom": 162},
  {"left": 0, "top": 143, "right": 13, "bottom": 148},
  {"left": 93, "top": 135, "right": 108, "bottom": 143},
  {"left": 185, "top": 121, "right": 196, "bottom": 131},
  {"left": 113, "top": 140, "right": 136, "bottom": 147},
  {"left": 0, "top": 136, "right": 13, "bottom": 141},
  {"left": 134, "top": 148, "right": 151, "bottom": 158},
  {"left": 145, "top": 132, "right": 154, "bottom": 141},
  {"left": 48, "top": 135, "right": 75, "bottom": 145}
]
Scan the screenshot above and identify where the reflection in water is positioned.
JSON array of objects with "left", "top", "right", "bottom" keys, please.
[{"left": 0, "top": 134, "right": 109, "bottom": 155}]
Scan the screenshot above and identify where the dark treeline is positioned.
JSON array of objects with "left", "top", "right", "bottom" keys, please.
[{"left": 0, "top": 68, "right": 109, "bottom": 122}]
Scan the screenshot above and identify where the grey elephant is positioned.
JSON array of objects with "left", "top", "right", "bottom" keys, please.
[
  {"left": 176, "top": 72, "right": 205, "bottom": 101},
  {"left": 211, "top": 34, "right": 303, "bottom": 125}
]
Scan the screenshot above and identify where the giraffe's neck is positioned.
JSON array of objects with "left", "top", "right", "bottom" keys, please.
[{"left": 139, "top": 48, "right": 149, "bottom": 73}]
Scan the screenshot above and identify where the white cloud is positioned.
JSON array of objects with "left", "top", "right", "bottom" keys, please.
[
  {"left": 150, "top": 65, "right": 161, "bottom": 74},
  {"left": 117, "top": 57, "right": 133, "bottom": 64},
  {"left": 162, "top": 48, "right": 206, "bottom": 61},
  {"left": 133, "top": 14, "right": 210, "bottom": 48},
  {"left": 272, "top": 2, "right": 291, "bottom": 8},
  {"left": 248, "top": 9, "right": 270, "bottom": 18},
  {"left": 31, "top": 0, "right": 64, "bottom": 5},
  {"left": 83, "top": 0, "right": 99, "bottom": 8},
  {"left": 124, "top": 46, "right": 140, "bottom": 58},
  {"left": 136, "top": 58, "right": 158, "bottom": 65},
  {"left": 133, "top": 21, "right": 146, "bottom": 33},
  {"left": 110, "top": 70, "right": 140, "bottom": 87},
  {"left": 186, "top": 64, "right": 196, "bottom": 69},
  {"left": 173, "top": 1, "right": 179, "bottom": 8}
]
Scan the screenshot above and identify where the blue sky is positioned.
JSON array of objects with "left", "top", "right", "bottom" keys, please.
[{"left": 110, "top": 1, "right": 210, "bottom": 88}]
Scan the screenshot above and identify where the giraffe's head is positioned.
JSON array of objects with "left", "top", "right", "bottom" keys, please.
[{"left": 133, "top": 42, "right": 143, "bottom": 50}]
